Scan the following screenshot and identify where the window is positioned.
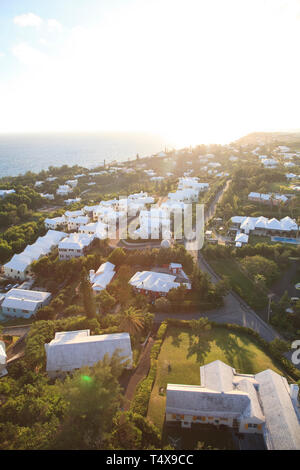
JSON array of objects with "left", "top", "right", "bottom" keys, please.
[{"left": 248, "top": 423, "right": 257, "bottom": 428}]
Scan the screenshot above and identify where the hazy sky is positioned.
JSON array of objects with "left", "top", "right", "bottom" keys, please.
[{"left": 1, "top": 0, "right": 300, "bottom": 146}]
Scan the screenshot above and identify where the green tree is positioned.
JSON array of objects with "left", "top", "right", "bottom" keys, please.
[
  {"left": 119, "top": 307, "right": 144, "bottom": 336},
  {"left": 51, "top": 354, "right": 124, "bottom": 449},
  {"left": 80, "top": 267, "right": 96, "bottom": 318}
]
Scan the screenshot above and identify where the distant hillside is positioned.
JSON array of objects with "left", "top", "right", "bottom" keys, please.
[{"left": 235, "top": 131, "right": 300, "bottom": 147}]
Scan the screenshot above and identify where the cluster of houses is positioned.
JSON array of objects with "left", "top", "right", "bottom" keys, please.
[
  {"left": 133, "top": 177, "right": 209, "bottom": 240},
  {"left": 165, "top": 360, "right": 300, "bottom": 450},
  {"left": 248, "top": 192, "right": 290, "bottom": 205}
]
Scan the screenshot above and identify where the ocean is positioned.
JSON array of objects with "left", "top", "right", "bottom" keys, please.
[{"left": 0, "top": 132, "right": 170, "bottom": 178}]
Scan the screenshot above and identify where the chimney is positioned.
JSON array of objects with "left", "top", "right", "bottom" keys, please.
[{"left": 89, "top": 269, "right": 95, "bottom": 279}]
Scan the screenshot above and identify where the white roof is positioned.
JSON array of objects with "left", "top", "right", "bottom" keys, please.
[
  {"left": 235, "top": 233, "right": 249, "bottom": 244},
  {"left": 0, "top": 341, "right": 6, "bottom": 365},
  {"left": 65, "top": 210, "right": 84, "bottom": 218},
  {"left": 2, "top": 288, "right": 51, "bottom": 312},
  {"left": 129, "top": 270, "right": 180, "bottom": 293},
  {"left": 45, "top": 330, "right": 132, "bottom": 372},
  {"left": 68, "top": 216, "right": 90, "bottom": 225},
  {"left": 90, "top": 262, "right": 116, "bottom": 291},
  {"left": 4, "top": 230, "right": 65, "bottom": 272},
  {"left": 255, "top": 369, "right": 300, "bottom": 450},
  {"left": 59, "top": 233, "right": 94, "bottom": 250}
]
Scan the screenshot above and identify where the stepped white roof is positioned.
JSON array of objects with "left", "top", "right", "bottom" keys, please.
[
  {"left": 45, "top": 330, "right": 133, "bottom": 372},
  {"left": 4, "top": 230, "right": 66, "bottom": 273},
  {"left": 2, "top": 288, "right": 51, "bottom": 312},
  {"left": 231, "top": 216, "right": 299, "bottom": 232}
]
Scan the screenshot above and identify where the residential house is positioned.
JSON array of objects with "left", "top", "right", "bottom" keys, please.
[
  {"left": 165, "top": 360, "right": 300, "bottom": 450},
  {"left": 56, "top": 184, "right": 73, "bottom": 196},
  {"left": 1, "top": 288, "right": 51, "bottom": 319},
  {"left": 3, "top": 230, "right": 66, "bottom": 280},
  {"left": 58, "top": 233, "right": 94, "bottom": 260},
  {"left": 89, "top": 262, "right": 116, "bottom": 292},
  {"left": 45, "top": 330, "right": 133, "bottom": 378},
  {"left": 44, "top": 216, "right": 67, "bottom": 230}
]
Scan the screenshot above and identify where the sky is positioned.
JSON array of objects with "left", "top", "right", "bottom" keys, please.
[{"left": 0, "top": 0, "right": 300, "bottom": 147}]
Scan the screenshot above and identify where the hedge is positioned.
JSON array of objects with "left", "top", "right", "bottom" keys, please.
[{"left": 130, "top": 321, "right": 168, "bottom": 416}]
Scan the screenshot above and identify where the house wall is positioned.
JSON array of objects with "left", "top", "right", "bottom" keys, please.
[
  {"left": 1, "top": 296, "right": 51, "bottom": 319},
  {"left": 3, "top": 266, "right": 28, "bottom": 281},
  {"left": 166, "top": 413, "right": 264, "bottom": 433}
]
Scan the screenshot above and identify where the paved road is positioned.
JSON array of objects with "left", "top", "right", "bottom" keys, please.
[{"left": 184, "top": 179, "right": 280, "bottom": 343}]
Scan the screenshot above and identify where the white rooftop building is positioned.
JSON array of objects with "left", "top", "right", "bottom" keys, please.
[
  {"left": 67, "top": 215, "right": 90, "bottom": 231},
  {"left": 58, "top": 233, "right": 94, "bottom": 260},
  {"left": 248, "top": 192, "right": 288, "bottom": 205},
  {"left": 0, "top": 340, "right": 7, "bottom": 378},
  {"left": 56, "top": 184, "right": 73, "bottom": 196},
  {"left": 3, "top": 230, "right": 66, "bottom": 280},
  {"left": 89, "top": 262, "right": 116, "bottom": 291},
  {"left": 65, "top": 179, "right": 78, "bottom": 188},
  {"left": 64, "top": 198, "right": 81, "bottom": 205},
  {"left": 231, "top": 216, "right": 299, "bottom": 235},
  {"left": 44, "top": 216, "right": 67, "bottom": 230},
  {"left": 129, "top": 268, "right": 191, "bottom": 298},
  {"left": 1, "top": 288, "right": 51, "bottom": 319},
  {"left": 0, "top": 189, "right": 15, "bottom": 198},
  {"left": 166, "top": 360, "right": 300, "bottom": 450},
  {"left": 79, "top": 221, "right": 108, "bottom": 239},
  {"left": 45, "top": 330, "right": 133, "bottom": 377}
]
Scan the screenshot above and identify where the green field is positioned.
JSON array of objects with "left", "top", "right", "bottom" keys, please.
[
  {"left": 208, "top": 259, "right": 268, "bottom": 310},
  {"left": 147, "top": 326, "right": 282, "bottom": 432}
]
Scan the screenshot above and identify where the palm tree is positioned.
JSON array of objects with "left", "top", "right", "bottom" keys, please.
[{"left": 119, "top": 307, "right": 144, "bottom": 336}]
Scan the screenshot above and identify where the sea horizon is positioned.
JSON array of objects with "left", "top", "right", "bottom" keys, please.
[{"left": 0, "top": 131, "right": 173, "bottom": 178}]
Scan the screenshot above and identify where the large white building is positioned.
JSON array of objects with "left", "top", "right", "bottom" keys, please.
[
  {"left": 3, "top": 230, "right": 66, "bottom": 280},
  {"left": 45, "top": 330, "right": 133, "bottom": 378},
  {"left": 166, "top": 360, "right": 300, "bottom": 450},
  {"left": 1, "top": 288, "right": 51, "bottom": 319},
  {"left": 231, "top": 215, "right": 299, "bottom": 235}
]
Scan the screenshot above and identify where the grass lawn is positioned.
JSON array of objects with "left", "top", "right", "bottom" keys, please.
[
  {"left": 147, "top": 326, "right": 282, "bottom": 432},
  {"left": 248, "top": 234, "right": 274, "bottom": 245},
  {"left": 208, "top": 259, "right": 268, "bottom": 310}
]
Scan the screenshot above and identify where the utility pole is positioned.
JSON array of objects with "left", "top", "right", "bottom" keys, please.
[{"left": 267, "top": 293, "right": 275, "bottom": 323}]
